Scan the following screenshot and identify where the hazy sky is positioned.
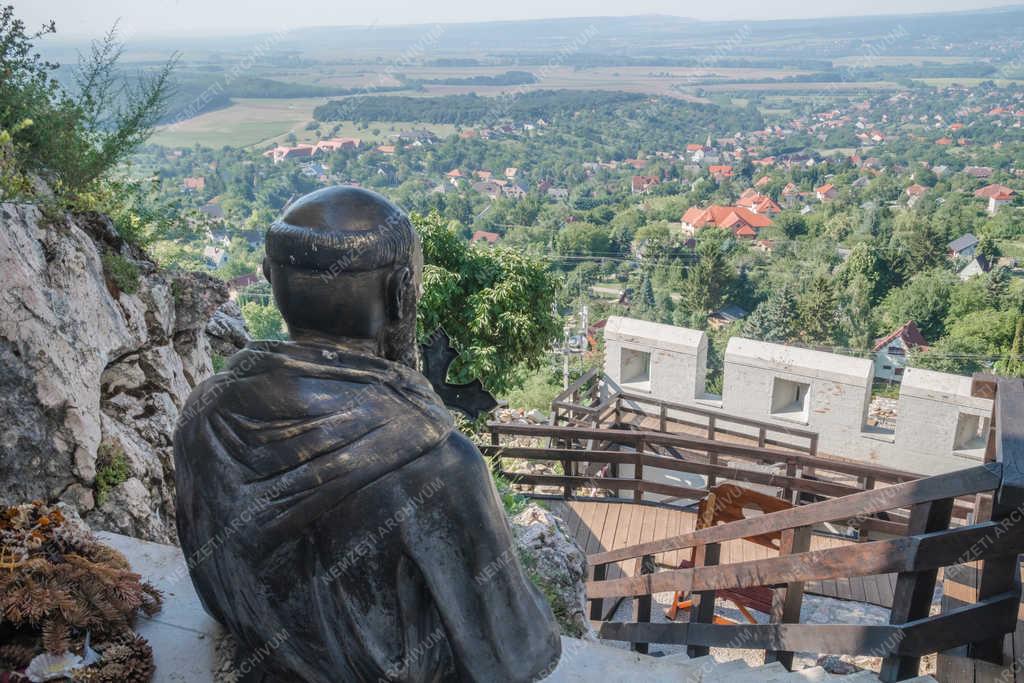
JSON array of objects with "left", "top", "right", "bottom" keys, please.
[{"left": 16, "top": 0, "right": 1024, "bottom": 38}]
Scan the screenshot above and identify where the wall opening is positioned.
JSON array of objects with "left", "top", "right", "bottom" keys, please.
[
  {"left": 770, "top": 377, "right": 810, "bottom": 423},
  {"left": 953, "top": 412, "right": 988, "bottom": 452},
  {"left": 620, "top": 348, "right": 652, "bottom": 391}
]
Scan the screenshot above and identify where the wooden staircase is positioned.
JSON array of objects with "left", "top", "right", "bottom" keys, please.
[{"left": 488, "top": 373, "right": 1024, "bottom": 682}]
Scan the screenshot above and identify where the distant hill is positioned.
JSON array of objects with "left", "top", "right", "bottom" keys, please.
[{"left": 98, "top": 7, "right": 1024, "bottom": 60}]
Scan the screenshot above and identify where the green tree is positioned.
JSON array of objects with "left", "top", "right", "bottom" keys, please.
[
  {"left": 414, "top": 211, "right": 561, "bottom": 395},
  {"left": 994, "top": 317, "right": 1024, "bottom": 377},
  {"left": 744, "top": 283, "right": 799, "bottom": 343},
  {"left": 774, "top": 211, "right": 807, "bottom": 239},
  {"left": 876, "top": 269, "right": 958, "bottom": 340},
  {"left": 555, "top": 221, "right": 611, "bottom": 256},
  {"left": 241, "top": 301, "right": 286, "bottom": 340},
  {"left": 680, "top": 230, "right": 732, "bottom": 316},
  {"left": 799, "top": 275, "right": 838, "bottom": 344}
]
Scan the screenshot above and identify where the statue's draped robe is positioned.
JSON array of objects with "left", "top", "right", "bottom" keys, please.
[{"left": 173, "top": 341, "right": 561, "bottom": 682}]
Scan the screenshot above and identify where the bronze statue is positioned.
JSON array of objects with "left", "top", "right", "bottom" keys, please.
[{"left": 173, "top": 187, "right": 561, "bottom": 682}]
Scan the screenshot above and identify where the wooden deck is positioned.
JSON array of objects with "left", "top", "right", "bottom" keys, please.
[{"left": 549, "top": 498, "right": 897, "bottom": 609}]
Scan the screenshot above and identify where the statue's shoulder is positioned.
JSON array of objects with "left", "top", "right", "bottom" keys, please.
[{"left": 176, "top": 366, "right": 242, "bottom": 431}]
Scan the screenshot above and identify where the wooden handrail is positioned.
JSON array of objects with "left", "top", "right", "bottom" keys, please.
[
  {"left": 618, "top": 391, "right": 818, "bottom": 440},
  {"left": 482, "top": 445, "right": 866, "bottom": 500},
  {"left": 587, "top": 514, "right": 1024, "bottom": 599},
  {"left": 595, "top": 584, "right": 1019, "bottom": 656},
  {"left": 552, "top": 367, "right": 600, "bottom": 404},
  {"left": 587, "top": 464, "right": 1001, "bottom": 565},
  {"left": 488, "top": 421, "right": 921, "bottom": 484}
]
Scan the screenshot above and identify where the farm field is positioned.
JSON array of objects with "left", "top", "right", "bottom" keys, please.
[
  {"left": 150, "top": 97, "right": 458, "bottom": 148},
  {"left": 150, "top": 98, "right": 333, "bottom": 148},
  {"left": 701, "top": 80, "right": 904, "bottom": 93}
]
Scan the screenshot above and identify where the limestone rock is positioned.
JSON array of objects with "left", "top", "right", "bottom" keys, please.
[
  {"left": 512, "top": 504, "right": 591, "bottom": 639},
  {"left": 0, "top": 201, "right": 238, "bottom": 543}
]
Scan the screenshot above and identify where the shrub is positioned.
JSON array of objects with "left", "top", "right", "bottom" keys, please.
[
  {"left": 0, "top": 6, "right": 174, "bottom": 199},
  {"left": 101, "top": 252, "right": 140, "bottom": 295}
]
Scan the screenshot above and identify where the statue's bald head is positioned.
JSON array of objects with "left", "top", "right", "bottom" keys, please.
[
  {"left": 262, "top": 187, "right": 422, "bottom": 366},
  {"left": 266, "top": 186, "right": 417, "bottom": 273}
]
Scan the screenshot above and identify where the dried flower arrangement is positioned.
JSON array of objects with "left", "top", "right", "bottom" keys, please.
[{"left": 0, "top": 501, "right": 162, "bottom": 682}]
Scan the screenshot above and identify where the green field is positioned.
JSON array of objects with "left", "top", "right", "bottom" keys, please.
[{"left": 150, "top": 97, "right": 457, "bottom": 148}]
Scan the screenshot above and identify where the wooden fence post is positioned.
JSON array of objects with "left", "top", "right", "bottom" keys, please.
[
  {"left": 880, "top": 497, "right": 955, "bottom": 681},
  {"left": 632, "top": 554, "right": 656, "bottom": 654},
  {"left": 782, "top": 460, "right": 797, "bottom": 504},
  {"left": 687, "top": 542, "right": 721, "bottom": 658},
  {"left": 765, "top": 525, "right": 812, "bottom": 670},
  {"left": 590, "top": 563, "right": 606, "bottom": 622},
  {"left": 634, "top": 437, "right": 645, "bottom": 503},
  {"left": 707, "top": 448, "right": 718, "bottom": 489}
]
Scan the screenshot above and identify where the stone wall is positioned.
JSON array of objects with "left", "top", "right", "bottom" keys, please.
[
  {"left": 602, "top": 316, "right": 992, "bottom": 475},
  {"left": 0, "top": 203, "right": 249, "bottom": 542},
  {"left": 603, "top": 316, "right": 707, "bottom": 402}
]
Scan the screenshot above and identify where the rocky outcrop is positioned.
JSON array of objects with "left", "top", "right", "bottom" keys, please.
[
  {"left": 512, "top": 504, "right": 591, "bottom": 639},
  {"left": 0, "top": 203, "right": 249, "bottom": 543}
]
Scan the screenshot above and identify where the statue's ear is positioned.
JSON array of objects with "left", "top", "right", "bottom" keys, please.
[
  {"left": 262, "top": 257, "right": 272, "bottom": 284},
  {"left": 386, "top": 266, "right": 412, "bottom": 321}
]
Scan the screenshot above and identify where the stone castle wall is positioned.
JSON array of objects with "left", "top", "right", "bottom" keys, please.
[{"left": 602, "top": 316, "right": 992, "bottom": 475}]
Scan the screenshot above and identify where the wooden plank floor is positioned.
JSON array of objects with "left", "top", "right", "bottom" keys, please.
[{"left": 549, "top": 499, "right": 896, "bottom": 609}]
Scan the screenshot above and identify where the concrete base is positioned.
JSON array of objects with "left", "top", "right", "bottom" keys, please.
[{"left": 97, "top": 531, "right": 220, "bottom": 683}]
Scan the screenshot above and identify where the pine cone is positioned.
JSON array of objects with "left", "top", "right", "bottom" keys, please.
[{"left": 90, "top": 635, "right": 155, "bottom": 683}]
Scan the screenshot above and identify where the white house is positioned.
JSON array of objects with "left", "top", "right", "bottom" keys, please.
[
  {"left": 203, "top": 246, "right": 229, "bottom": 268},
  {"left": 872, "top": 321, "right": 928, "bottom": 381},
  {"left": 989, "top": 191, "right": 1014, "bottom": 214},
  {"left": 958, "top": 256, "right": 990, "bottom": 281}
]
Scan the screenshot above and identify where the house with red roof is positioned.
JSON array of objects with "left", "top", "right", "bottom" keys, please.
[
  {"left": 815, "top": 183, "right": 837, "bottom": 202},
  {"left": 873, "top": 321, "right": 928, "bottom": 381},
  {"left": 781, "top": 182, "right": 800, "bottom": 208},
  {"left": 681, "top": 204, "right": 772, "bottom": 238},
  {"left": 470, "top": 230, "right": 501, "bottom": 246},
  {"left": 905, "top": 184, "right": 928, "bottom": 207},
  {"left": 631, "top": 175, "right": 660, "bottom": 195},
  {"left": 974, "top": 184, "right": 1013, "bottom": 200},
  {"left": 314, "top": 137, "right": 360, "bottom": 154},
  {"left": 263, "top": 144, "right": 316, "bottom": 163},
  {"left": 709, "top": 165, "right": 733, "bottom": 181},
  {"left": 737, "top": 190, "right": 782, "bottom": 215},
  {"left": 183, "top": 176, "right": 205, "bottom": 192},
  {"left": 974, "top": 184, "right": 1015, "bottom": 213},
  {"left": 988, "top": 189, "right": 1015, "bottom": 214}
]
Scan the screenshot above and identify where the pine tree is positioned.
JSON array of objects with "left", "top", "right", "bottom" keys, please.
[
  {"left": 744, "top": 283, "right": 799, "bottom": 343},
  {"left": 681, "top": 230, "right": 732, "bottom": 315},
  {"left": 799, "top": 275, "right": 838, "bottom": 344}
]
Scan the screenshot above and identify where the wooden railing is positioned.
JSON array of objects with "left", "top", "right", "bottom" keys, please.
[
  {"left": 486, "top": 419, "right": 965, "bottom": 536},
  {"left": 544, "top": 371, "right": 976, "bottom": 519},
  {"left": 552, "top": 370, "right": 819, "bottom": 456},
  {"left": 579, "top": 375, "right": 1024, "bottom": 682}
]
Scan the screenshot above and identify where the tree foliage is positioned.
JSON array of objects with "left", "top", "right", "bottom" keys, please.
[
  {"left": 413, "top": 210, "right": 561, "bottom": 394},
  {"left": 0, "top": 6, "right": 174, "bottom": 196}
]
